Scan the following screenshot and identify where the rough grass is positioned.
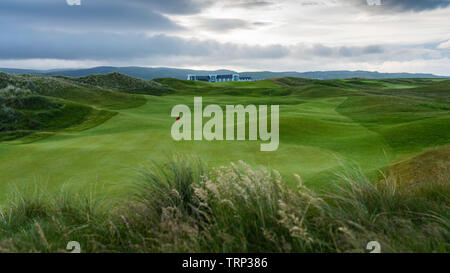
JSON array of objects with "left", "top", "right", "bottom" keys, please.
[
  {"left": 389, "top": 145, "right": 450, "bottom": 201},
  {"left": 67, "top": 72, "right": 174, "bottom": 96},
  {"left": 0, "top": 72, "right": 149, "bottom": 142},
  {"left": 0, "top": 155, "right": 448, "bottom": 253},
  {"left": 0, "top": 72, "right": 146, "bottom": 110},
  {"left": 0, "top": 94, "right": 117, "bottom": 142}
]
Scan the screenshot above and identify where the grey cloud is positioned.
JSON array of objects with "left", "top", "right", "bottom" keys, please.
[
  {"left": 362, "top": 45, "right": 385, "bottom": 54},
  {"left": 0, "top": 21, "right": 421, "bottom": 64},
  {"left": 253, "top": 22, "right": 272, "bottom": 26},
  {"left": 311, "top": 44, "right": 334, "bottom": 57},
  {"left": 300, "top": 1, "right": 324, "bottom": 6},
  {"left": 0, "top": 0, "right": 202, "bottom": 32},
  {"left": 225, "top": 0, "right": 275, "bottom": 9},
  {"left": 0, "top": 12, "right": 443, "bottom": 65},
  {"left": 198, "top": 18, "right": 251, "bottom": 32},
  {"left": 339, "top": 45, "right": 384, "bottom": 57},
  {"left": 294, "top": 44, "right": 385, "bottom": 58},
  {"left": 292, "top": 43, "right": 447, "bottom": 64},
  {"left": 0, "top": 26, "right": 289, "bottom": 60},
  {"left": 130, "top": 0, "right": 213, "bottom": 15},
  {"left": 351, "top": 0, "right": 450, "bottom": 12},
  {"left": 196, "top": 18, "right": 269, "bottom": 32}
]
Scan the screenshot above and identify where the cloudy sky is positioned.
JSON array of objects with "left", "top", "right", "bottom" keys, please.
[{"left": 1, "top": 0, "right": 450, "bottom": 75}]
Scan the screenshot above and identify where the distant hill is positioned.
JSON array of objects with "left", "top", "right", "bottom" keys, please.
[
  {"left": 0, "top": 67, "right": 447, "bottom": 80},
  {"left": 239, "top": 70, "right": 448, "bottom": 80}
]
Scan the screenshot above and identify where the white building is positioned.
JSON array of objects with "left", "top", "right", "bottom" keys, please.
[{"left": 187, "top": 74, "right": 252, "bottom": 82}]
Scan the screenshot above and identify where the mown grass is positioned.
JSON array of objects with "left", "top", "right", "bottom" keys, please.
[
  {"left": 0, "top": 76, "right": 449, "bottom": 202},
  {"left": 0, "top": 155, "right": 448, "bottom": 253}
]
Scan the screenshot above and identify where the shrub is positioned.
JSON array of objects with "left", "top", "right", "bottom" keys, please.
[{"left": 0, "top": 156, "right": 448, "bottom": 253}]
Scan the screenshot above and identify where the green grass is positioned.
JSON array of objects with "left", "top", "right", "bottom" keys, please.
[
  {"left": 0, "top": 76, "right": 449, "bottom": 202},
  {"left": 0, "top": 74, "right": 448, "bottom": 252},
  {"left": 0, "top": 72, "right": 147, "bottom": 110},
  {"left": 62, "top": 72, "right": 174, "bottom": 96},
  {"left": 0, "top": 155, "right": 447, "bottom": 253},
  {"left": 0, "top": 95, "right": 116, "bottom": 141}
]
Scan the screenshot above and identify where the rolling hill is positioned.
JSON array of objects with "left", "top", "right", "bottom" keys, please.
[
  {"left": 0, "top": 72, "right": 173, "bottom": 141},
  {"left": 0, "top": 66, "right": 447, "bottom": 80},
  {"left": 0, "top": 72, "right": 448, "bottom": 253},
  {"left": 0, "top": 72, "right": 448, "bottom": 197}
]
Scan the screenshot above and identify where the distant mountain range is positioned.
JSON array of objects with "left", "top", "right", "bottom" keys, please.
[{"left": 0, "top": 66, "right": 447, "bottom": 80}]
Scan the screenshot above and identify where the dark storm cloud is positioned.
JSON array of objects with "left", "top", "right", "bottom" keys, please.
[
  {"left": 0, "top": 18, "right": 443, "bottom": 66},
  {"left": 0, "top": 0, "right": 445, "bottom": 66},
  {"left": 0, "top": 0, "right": 214, "bottom": 32},
  {"left": 0, "top": 20, "right": 391, "bottom": 62},
  {"left": 0, "top": 0, "right": 285, "bottom": 61},
  {"left": 0, "top": 26, "right": 289, "bottom": 60},
  {"left": 352, "top": 0, "right": 450, "bottom": 12}
]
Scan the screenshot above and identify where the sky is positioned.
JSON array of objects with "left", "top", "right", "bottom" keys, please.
[{"left": 0, "top": 0, "right": 449, "bottom": 75}]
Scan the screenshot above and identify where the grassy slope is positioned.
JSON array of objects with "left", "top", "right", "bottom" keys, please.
[
  {"left": 390, "top": 145, "right": 449, "bottom": 195},
  {"left": 62, "top": 72, "right": 174, "bottom": 96},
  {"left": 0, "top": 72, "right": 161, "bottom": 142},
  {"left": 0, "top": 72, "right": 146, "bottom": 109},
  {"left": 0, "top": 95, "right": 115, "bottom": 142},
  {"left": 0, "top": 77, "right": 448, "bottom": 202}
]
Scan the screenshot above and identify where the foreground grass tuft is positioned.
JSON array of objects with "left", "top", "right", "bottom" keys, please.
[{"left": 0, "top": 156, "right": 448, "bottom": 253}]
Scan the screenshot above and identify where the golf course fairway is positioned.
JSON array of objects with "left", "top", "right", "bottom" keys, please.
[{"left": 0, "top": 76, "right": 449, "bottom": 203}]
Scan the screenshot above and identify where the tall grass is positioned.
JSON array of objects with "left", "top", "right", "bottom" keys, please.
[{"left": 0, "top": 156, "right": 448, "bottom": 253}]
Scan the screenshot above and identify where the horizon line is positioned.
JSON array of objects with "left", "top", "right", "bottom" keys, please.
[{"left": 0, "top": 66, "right": 448, "bottom": 77}]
